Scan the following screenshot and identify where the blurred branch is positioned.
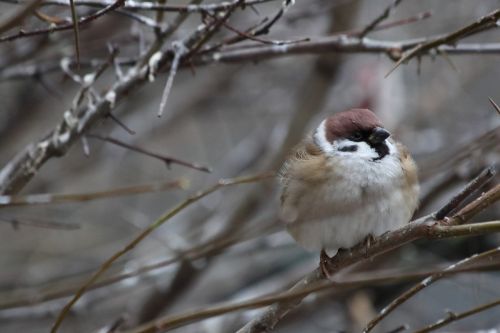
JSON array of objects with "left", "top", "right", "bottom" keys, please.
[
  {"left": 68, "top": 0, "right": 81, "bottom": 67},
  {"left": 0, "top": 0, "right": 43, "bottom": 34},
  {"left": 363, "top": 247, "right": 500, "bottom": 332},
  {"left": 30, "top": 0, "right": 277, "bottom": 12},
  {"left": 0, "top": 0, "right": 125, "bottom": 43},
  {"left": 386, "top": 8, "right": 500, "bottom": 77},
  {"left": 50, "top": 172, "right": 273, "bottom": 333},
  {"left": 195, "top": 39, "right": 500, "bottom": 65},
  {"left": 434, "top": 166, "right": 495, "bottom": 220},
  {"left": 87, "top": 134, "right": 212, "bottom": 173},
  {"left": 0, "top": 220, "right": 277, "bottom": 311},
  {"left": 0, "top": 2, "right": 204, "bottom": 194},
  {"left": 125, "top": 232, "right": 500, "bottom": 333},
  {"left": 489, "top": 97, "right": 500, "bottom": 115},
  {"left": 0, "top": 179, "right": 187, "bottom": 206},
  {"left": 0, "top": 216, "right": 80, "bottom": 230},
  {"left": 236, "top": 170, "right": 499, "bottom": 333},
  {"left": 412, "top": 297, "right": 500, "bottom": 333},
  {"left": 358, "top": 0, "right": 405, "bottom": 38}
]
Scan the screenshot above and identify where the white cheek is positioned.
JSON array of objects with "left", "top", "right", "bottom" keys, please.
[
  {"left": 313, "top": 120, "right": 334, "bottom": 154},
  {"left": 333, "top": 139, "right": 378, "bottom": 159},
  {"left": 314, "top": 121, "right": 397, "bottom": 160}
]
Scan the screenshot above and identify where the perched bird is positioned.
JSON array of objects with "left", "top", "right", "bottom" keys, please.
[{"left": 279, "top": 109, "right": 419, "bottom": 272}]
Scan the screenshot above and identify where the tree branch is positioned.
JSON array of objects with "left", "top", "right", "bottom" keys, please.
[
  {"left": 50, "top": 172, "right": 273, "bottom": 333},
  {"left": 363, "top": 247, "right": 500, "bottom": 332},
  {"left": 236, "top": 172, "right": 499, "bottom": 333},
  {"left": 386, "top": 8, "right": 500, "bottom": 77},
  {"left": 412, "top": 296, "right": 500, "bottom": 333}
]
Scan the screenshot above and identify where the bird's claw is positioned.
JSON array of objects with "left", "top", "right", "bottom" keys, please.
[{"left": 320, "top": 249, "right": 331, "bottom": 278}]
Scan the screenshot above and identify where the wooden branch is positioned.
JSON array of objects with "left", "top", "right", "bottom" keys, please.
[
  {"left": 358, "top": 0, "right": 405, "bottom": 38},
  {"left": 0, "top": 0, "right": 43, "bottom": 34},
  {"left": 87, "top": 134, "right": 212, "bottom": 173},
  {"left": 363, "top": 247, "right": 500, "bottom": 332},
  {"left": 0, "top": 179, "right": 187, "bottom": 206},
  {"left": 122, "top": 219, "right": 500, "bottom": 333},
  {"left": 0, "top": 0, "right": 125, "bottom": 43},
  {"left": 412, "top": 296, "right": 500, "bottom": 333},
  {"left": 50, "top": 172, "right": 273, "bottom": 333},
  {"left": 31, "top": 0, "right": 276, "bottom": 12},
  {"left": 434, "top": 166, "right": 495, "bottom": 220},
  {"left": 385, "top": 8, "right": 500, "bottom": 77},
  {"left": 194, "top": 38, "right": 500, "bottom": 65},
  {"left": 236, "top": 173, "right": 499, "bottom": 333}
]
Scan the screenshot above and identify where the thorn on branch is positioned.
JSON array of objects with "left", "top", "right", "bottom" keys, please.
[
  {"left": 488, "top": 97, "right": 500, "bottom": 115},
  {"left": 157, "top": 41, "right": 187, "bottom": 117},
  {"left": 434, "top": 166, "right": 496, "bottom": 220},
  {"left": 106, "top": 112, "right": 136, "bottom": 135},
  {"left": 359, "top": 0, "right": 405, "bottom": 38},
  {"left": 87, "top": 134, "right": 212, "bottom": 173}
]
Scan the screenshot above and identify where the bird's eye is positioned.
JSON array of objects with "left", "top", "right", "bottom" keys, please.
[{"left": 349, "top": 132, "right": 363, "bottom": 141}]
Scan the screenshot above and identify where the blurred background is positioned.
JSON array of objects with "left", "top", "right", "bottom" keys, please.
[{"left": 0, "top": 0, "right": 499, "bottom": 332}]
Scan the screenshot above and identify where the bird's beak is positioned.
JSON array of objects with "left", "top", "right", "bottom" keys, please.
[{"left": 369, "top": 127, "right": 390, "bottom": 144}]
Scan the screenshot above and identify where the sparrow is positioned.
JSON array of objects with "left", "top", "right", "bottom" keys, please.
[{"left": 279, "top": 109, "right": 419, "bottom": 273}]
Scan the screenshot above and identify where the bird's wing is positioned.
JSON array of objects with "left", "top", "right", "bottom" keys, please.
[{"left": 279, "top": 136, "right": 328, "bottom": 206}]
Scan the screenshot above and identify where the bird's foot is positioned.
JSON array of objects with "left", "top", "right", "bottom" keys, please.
[
  {"left": 320, "top": 248, "right": 348, "bottom": 278},
  {"left": 362, "top": 234, "right": 375, "bottom": 258},
  {"left": 320, "top": 249, "right": 331, "bottom": 278}
]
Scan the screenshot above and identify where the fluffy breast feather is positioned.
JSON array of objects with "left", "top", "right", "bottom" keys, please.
[{"left": 279, "top": 137, "right": 419, "bottom": 252}]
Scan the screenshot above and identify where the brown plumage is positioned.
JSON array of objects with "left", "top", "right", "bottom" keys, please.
[{"left": 279, "top": 109, "right": 419, "bottom": 261}]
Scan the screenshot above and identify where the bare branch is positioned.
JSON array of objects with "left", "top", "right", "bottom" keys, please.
[
  {"left": 412, "top": 297, "right": 500, "bottom": 333},
  {"left": 31, "top": 0, "right": 277, "bottom": 12},
  {"left": 489, "top": 97, "right": 500, "bottom": 115},
  {"left": 363, "top": 247, "right": 500, "bottom": 332},
  {"left": 124, "top": 221, "right": 500, "bottom": 333},
  {"left": 0, "top": 216, "right": 81, "bottom": 230},
  {"left": 194, "top": 38, "right": 500, "bottom": 65},
  {"left": 156, "top": 41, "right": 186, "bottom": 117},
  {"left": 50, "top": 172, "right": 273, "bottom": 333},
  {"left": 236, "top": 171, "right": 499, "bottom": 333},
  {"left": 386, "top": 8, "right": 500, "bottom": 77},
  {"left": 359, "top": 0, "right": 405, "bottom": 38},
  {"left": 0, "top": 0, "right": 43, "bottom": 34},
  {"left": 0, "top": 179, "right": 187, "bottom": 206},
  {"left": 0, "top": 0, "right": 125, "bottom": 43},
  {"left": 87, "top": 134, "right": 212, "bottom": 173},
  {"left": 434, "top": 166, "right": 496, "bottom": 220},
  {"left": 68, "top": 0, "right": 81, "bottom": 68}
]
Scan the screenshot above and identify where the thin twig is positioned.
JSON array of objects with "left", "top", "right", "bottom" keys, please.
[
  {"left": 0, "top": 179, "right": 187, "bottom": 206},
  {"left": 87, "top": 134, "right": 212, "bottom": 173},
  {"left": 363, "top": 247, "right": 500, "bottom": 332},
  {"left": 0, "top": 216, "right": 81, "bottom": 230},
  {"left": 107, "top": 112, "right": 136, "bottom": 135},
  {"left": 0, "top": 220, "right": 276, "bottom": 310},
  {"left": 0, "top": 0, "right": 44, "bottom": 34},
  {"left": 385, "top": 9, "right": 500, "bottom": 77},
  {"left": 68, "top": 0, "right": 81, "bottom": 68},
  {"left": 157, "top": 41, "right": 186, "bottom": 117},
  {"left": 50, "top": 172, "right": 273, "bottom": 333},
  {"left": 434, "top": 166, "right": 496, "bottom": 220},
  {"left": 236, "top": 170, "right": 499, "bottom": 333},
  {"left": 32, "top": 0, "right": 276, "bottom": 12},
  {"left": 359, "top": 0, "right": 405, "bottom": 38},
  {"left": 0, "top": 0, "right": 125, "bottom": 43},
  {"left": 412, "top": 297, "right": 500, "bottom": 333},
  {"left": 125, "top": 230, "right": 500, "bottom": 333},
  {"left": 489, "top": 97, "right": 500, "bottom": 115}
]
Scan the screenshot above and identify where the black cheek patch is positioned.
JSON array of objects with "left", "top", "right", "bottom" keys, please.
[{"left": 339, "top": 145, "right": 358, "bottom": 152}]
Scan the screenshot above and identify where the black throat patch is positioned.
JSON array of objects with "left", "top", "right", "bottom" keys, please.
[{"left": 371, "top": 142, "right": 389, "bottom": 161}]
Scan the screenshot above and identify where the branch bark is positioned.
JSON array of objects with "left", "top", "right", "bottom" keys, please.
[{"left": 236, "top": 176, "right": 499, "bottom": 333}]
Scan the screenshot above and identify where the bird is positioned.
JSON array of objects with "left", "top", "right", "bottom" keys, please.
[{"left": 278, "top": 108, "right": 419, "bottom": 275}]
